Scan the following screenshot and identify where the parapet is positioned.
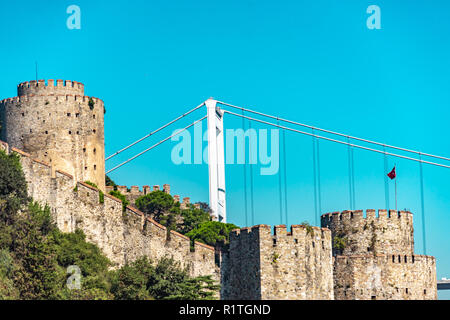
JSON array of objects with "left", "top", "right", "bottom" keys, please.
[
  {"left": 17, "top": 79, "right": 84, "bottom": 96},
  {"left": 321, "top": 209, "right": 415, "bottom": 256},
  {"left": 321, "top": 209, "right": 413, "bottom": 224}
]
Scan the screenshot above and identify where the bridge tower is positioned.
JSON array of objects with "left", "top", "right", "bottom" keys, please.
[{"left": 206, "top": 98, "right": 227, "bottom": 222}]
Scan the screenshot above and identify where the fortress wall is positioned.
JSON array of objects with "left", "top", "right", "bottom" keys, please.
[
  {"left": 1, "top": 140, "right": 216, "bottom": 279},
  {"left": 221, "top": 224, "right": 334, "bottom": 300},
  {"left": 334, "top": 254, "right": 437, "bottom": 300},
  {"left": 321, "top": 209, "right": 414, "bottom": 256}
]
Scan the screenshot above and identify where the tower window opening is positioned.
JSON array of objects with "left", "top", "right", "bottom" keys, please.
[
  {"left": 68, "top": 131, "right": 72, "bottom": 135},
  {"left": 398, "top": 255, "right": 401, "bottom": 263},
  {"left": 76, "top": 131, "right": 80, "bottom": 135},
  {"left": 93, "top": 148, "right": 96, "bottom": 154},
  {"left": 21, "top": 113, "right": 24, "bottom": 117},
  {"left": 84, "top": 166, "right": 87, "bottom": 170},
  {"left": 93, "top": 114, "right": 96, "bottom": 119},
  {"left": 392, "top": 255, "right": 395, "bottom": 263},
  {"left": 273, "top": 239, "right": 277, "bottom": 247},
  {"left": 424, "top": 289, "right": 426, "bottom": 295},
  {"left": 406, "top": 288, "right": 408, "bottom": 294},
  {"left": 94, "top": 165, "right": 97, "bottom": 170},
  {"left": 76, "top": 113, "right": 80, "bottom": 117},
  {"left": 83, "top": 148, "right": 86, "bottom": 152},
  {"left": 404, "top": 255, "right": 407, "bottom": 263},
  {"left": 45, "top": 131, "right": 48, "bottom": 134},
  {"left": 93, "top": 129, "right": 96, "bottom": 134},
  {"left": 67, "top": 113, "right": 71, "bottom": 117},
  {"left": 30, "top": 129, "right": 32, "bottom": 133},
  {"left": 412, "top": 255, "right": 415, "bottom": 263},
  {"left": 312, "top": 241, "right": 315, "bottom": 248}
]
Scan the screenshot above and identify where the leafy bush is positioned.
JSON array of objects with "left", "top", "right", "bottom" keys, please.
[{"left": 185, "top": 221, "right": 239, "bottom": 247}]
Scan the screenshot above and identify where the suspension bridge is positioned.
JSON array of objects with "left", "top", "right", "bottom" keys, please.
[{"left": 105, "top": 98, "right": 450, "bottom": 291}]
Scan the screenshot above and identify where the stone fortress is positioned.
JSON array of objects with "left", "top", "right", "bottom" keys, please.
[{"left": 0, "top": 80, "right": 437, "bottom": 300}]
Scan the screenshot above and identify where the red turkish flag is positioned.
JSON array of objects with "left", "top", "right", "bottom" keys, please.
[{"left": 387, "top": 166, "right": 396, "bottom": 180}]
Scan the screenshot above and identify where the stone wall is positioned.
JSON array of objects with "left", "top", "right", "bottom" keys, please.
[
  {"left": 321, "top": 209, "right": 414, "bottom": 256},
  {"left": 1, "top": 141, "right": 217, "bottom": 280},
  {"left": 106, "top": 184, "right": 193, "bottom": 210},
  {"left": 334, "top": 254, "right": 437, "bottom": 300},
  {"left": 0, "top": 80, "right": 105, "bottom": 191},
  {"left": 221, "top": 224, "right": 334, "bottom": 300},
  {"left": 322, "top": 209, "right": 437, "bottom": 300}
]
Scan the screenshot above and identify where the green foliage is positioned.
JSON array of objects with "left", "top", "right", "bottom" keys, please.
[
  {"left": 301, "top": 221, "right": 314, "bottom": 236},
  {"left": 0, "top": 151, "right": 219, "bottom": 300},
  {"left": 178, "top": 205, "right": 211, "bottom": 234},
  {"left": 110, "top": 256, "right": 219, "bottom": 300},
  {"left": 88, "top": 98, "right": 95, "bottom": 110},
  {"left": 109, "top": 190, "right": 129, "bottom": 212},
  {"left": 0, "top": 150, "right": 29, "bottom": 223},
  {"left": 185, "top": 221, "right": 239, "bottom": 247},
  {"left": 135, "top": 191, "right": 174, "bottom": 222},
  {"left": 333, "top": 235, "right": 347, "bottom": 251},
  {"left": 105, "top": 175, "right": 117, "bottom": 188}
]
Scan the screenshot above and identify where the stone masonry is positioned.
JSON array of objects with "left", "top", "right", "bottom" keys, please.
[
  {"left": 322, "top": 209, "right": 437, "bottom": 300},
  {"left": 220, "top": 224, "right": 334, "bottom": 300},
  {"left": 0, "top": 80, "right": 106, "bottom": 191}
]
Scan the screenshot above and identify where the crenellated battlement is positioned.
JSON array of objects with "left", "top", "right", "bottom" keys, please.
[
  {"left": 321, "top": 209, "right": 413, "bottom": 224},
  {"left": 0, "top": 93, "right": 103, "bottom": 107},
  {"left": 321, "top": 209, "right": 414, "bottom": 256},
  {"left": 17, "top": 79, "right": 84, "bottom": 96}
]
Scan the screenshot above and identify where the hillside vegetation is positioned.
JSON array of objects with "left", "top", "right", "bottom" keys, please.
[{"left": 0, "top": 151, "right": 219, "bottom": 300}]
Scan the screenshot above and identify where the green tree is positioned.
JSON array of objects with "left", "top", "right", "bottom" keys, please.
[
  {"left": 111, "top": 256, "right": 219, "bottom": 300},
  {"left": 105, "top": 175, "right": 117, "bottom": 188},
  {"left": 0, "top": 150, "right": 29, "bottom": 223},
  {"left": 179, "top": 205, "right": 211, "bottom": 234},
  {"left": 185, "top": 221, "right": 239, "bottom": 247},
  {"left": 135, "top": 191, "right": 174, "bottom": 222}
]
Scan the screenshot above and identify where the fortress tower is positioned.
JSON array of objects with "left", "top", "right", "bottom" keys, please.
[
  {"left": 0, "top": 80, "right": 105, "bottom": 190},
  {"left": 321, "top": 209, "right": 437, "bottom": 300},
  {"left": 220, "top": 224, "right": 334, "bottom": 300}
]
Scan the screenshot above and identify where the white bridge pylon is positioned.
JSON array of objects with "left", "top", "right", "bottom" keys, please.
[{"left": 206, "top": 98, "right": 227, "bottom": 222}]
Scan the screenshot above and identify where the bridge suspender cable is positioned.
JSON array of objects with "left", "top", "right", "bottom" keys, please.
[
  {"left": 419, "top": 152, "right": 427, "bottom": 255},
  {"left": 242, "top": 108, "right": 248, "bottom": 227},
  {"left": 105, "top": 116, "right": 207, "bottom": 174},
  {"left": 277, "top": 118, "right": 283, "bottom": 225},
  {"left": 248, "top": 121, "right": 255, "bottom": 226},
  {"left": 217, "top": 101, "right": 450, "bottom": 163},
  {"left": 105, "top": 102, "right": 205, "bottom": 161},
  {"left": 222, "top": 110, "right": 450, "bottom": 169},
  {"left": 383, "top": 145, "right": 390, "bottom": 211},
  {"left": 312, "top": 129, "right": 318, "bottom": 226},
  {"left": 282, "top": 128, "right": 288, "bottom": 227}
]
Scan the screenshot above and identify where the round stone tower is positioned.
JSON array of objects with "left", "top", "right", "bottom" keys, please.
[{"left": 0, "top": 79, "right": 105, "bottom": 190}]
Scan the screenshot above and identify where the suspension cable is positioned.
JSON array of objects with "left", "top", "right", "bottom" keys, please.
[
  {"left": 242, "top": 108, "right": 248, "bottom": 227},
  {"left": 105, "top": 102, "right": 205, "bottom": 161},
  {"left": 312, "top": 129, "right": 318, "bottom": 226},
  {"left": 106, "top": 116, "right": 207, "bottom": 174},
  {"left": 223, "top": 110, "right": 450, "bottom": 169},
  {"left": 282, "top": 128, "right": 288, "bottom": 227},
  {"left": 383, "top": 145, "right": 390, "bottom": 211},
  {"left": 419, "top": 153, "right": 427, "bottom": 255},
  {"left": 217, "top": 101, "right": 450, "bottom": 162},
  {"left": 277, "top": 118, "right": 283, "bottom": 225}
]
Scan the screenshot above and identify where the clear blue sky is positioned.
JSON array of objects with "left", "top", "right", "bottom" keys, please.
[{"left": 0, "top": 0, "right": 449, "bottom": 299}]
